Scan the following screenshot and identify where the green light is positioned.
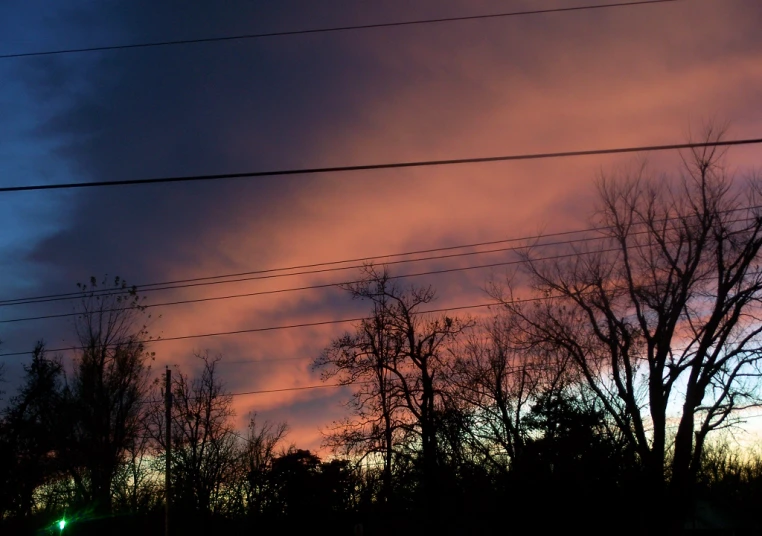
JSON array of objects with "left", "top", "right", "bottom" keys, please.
[{"left": 58, "top": 519, "right": 66, "bottom": 531}]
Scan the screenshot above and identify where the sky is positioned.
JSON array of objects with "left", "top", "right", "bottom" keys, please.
[{"left": 1, "top": 0, "right": 761, "bottom": 453}]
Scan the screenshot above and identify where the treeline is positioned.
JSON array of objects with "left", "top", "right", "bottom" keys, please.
[
  {"left": 2, "top": 135, "right": 762, "bottom": 535},
  {"left": 1, "top": 278, "right": 760, "bottom": 536}
]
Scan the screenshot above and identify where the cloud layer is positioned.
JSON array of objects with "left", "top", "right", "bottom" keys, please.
[{"left": 2, "top": 0, "right": 761, "bottom": 450}]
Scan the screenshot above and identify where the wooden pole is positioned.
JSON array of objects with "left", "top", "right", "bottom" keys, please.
[{"left": 165, "top": 367, "right": 172, "bottom": 536}]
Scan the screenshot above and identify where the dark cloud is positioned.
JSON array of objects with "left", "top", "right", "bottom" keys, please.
[{"left": 3, "top": 0, "right": 762, "bottom": 444}]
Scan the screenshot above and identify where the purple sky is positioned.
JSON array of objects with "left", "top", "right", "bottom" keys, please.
[{"left": 1, "top": 0, "right": 761, "bottom": 450}]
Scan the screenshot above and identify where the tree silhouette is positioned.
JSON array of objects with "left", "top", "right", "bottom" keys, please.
[
  {"left": 148, "top": 352, "right": 238, "bottom": 515},
  {"left": 315, "top": 266, "right": 408, "bottom": 504},
  {"left": 496, "top": 127, "right": 762, "bottom": 528},
  {"left": 0, "top": 343, "right": 65, "bottom": 518},
  {"left": 66, "top": 276, "right": 154, "bottom": 514},
  {"left": 234, "top": 413, "right": 289, "bottom": 518},
  {"left": 316, "top": 265, "right": 471, "bottom": 510}
]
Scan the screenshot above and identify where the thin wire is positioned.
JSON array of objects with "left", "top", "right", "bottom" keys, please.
[
  {"left": 3, "top": 218, "right": 760, "bottom": 356},
  {"left": 0, "top": 232, "right": 610, "bottom": 307},
  {"left": 2, "top": 204, "right": 758, "bottom": 309},
  {"left": 159, "top": 363, "right": 568, "bottom": 400},
  {"left": 2, "top": 213, "right": 755, "bottom": 325},
  {"left": 139, "top": 381, "right": 371, "bottom": 405},
  {"left": 2, "top": 269, "right": 742, "bottom": 357},
  {"left": 221, "top": 355, "right": 310, "bottom": 365},
  {"left": 228, "top": 382, "right": 361, "bottom": 397},
  {"left": 2, "top": 137, "right": 759, "bottom": 193},
  {"left": 0, "top": 226, "right": 601, "bottom": 306},
  {"left": 0, "top": 301, "right": 500, "bottom": 357},
  {"left": 0, "top": 237, "right": 617, "bottom": 323},
  {"left": 0, "top": 0, "right": 685, "bottom": 60}
]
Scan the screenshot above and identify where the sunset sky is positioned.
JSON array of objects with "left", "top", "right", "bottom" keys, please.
[{"left": 1, "top": 0, "right": 761, "bottom": 452}]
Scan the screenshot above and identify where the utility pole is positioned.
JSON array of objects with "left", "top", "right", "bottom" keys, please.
[{"left": 165, "top": 367, "right": 172, "bottom": 536}]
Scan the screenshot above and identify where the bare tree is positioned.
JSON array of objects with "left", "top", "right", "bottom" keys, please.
[
  {"left": 497, "top": 127, "right": 762, "bottom": 525},
  {"left": 445, "top": 313, "right": 567, "bottom": 473},
  {"left": 315, "top": 266, "right": 407, "bottom": 503},
  {"left": 66, "top": 276, "right": 154, "bottom": 513},
  {"left": 149, "top": 352, "right": 238, "bottom": 514},
  {"left": 111, "top": 430, "right": 160, "bottom": 514},
  {"left": 233, "top": 413, "right": 289, "bottom": 517},
  {"left": 315, "top": 265, "right": 471, "bottom": 505}
]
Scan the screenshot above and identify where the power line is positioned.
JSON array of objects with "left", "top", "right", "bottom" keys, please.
[
  {"left": 3, "top": 203, "right": 756, "bottom": 309},
  {"left": 0, "top": 0, "right": 685, "bottom": 60},
  {"left": 1, "top": 212, "right": 755, "bottom": 322},
  {"left": 6, "top": 262, "right": 759, "bottom": 360},
  {"left": 139, "top": 380, "right": 370, "bottom": 405},
  {"left": 104, "top": 287, "right": 762, "bottom": 369},
  {"left": 1, "top": 219, "right": 757, "bottom": 357},
  {"left": 162, "top": 362, "right": 577, "bottom": 399},
  {"left": 0, "top": 226, "right": 604, "bottom": 306},
  {"left": 0, "top": 270, "right": 738, "bottom": 357},
  {"left": 2, "top": 137, "right": 759, "bottom": 193},
  {"left": 209, "top": 382, "right": 762, "bottom": 420},
  {"left": 0, "top": 300, "right": 504, "bottom": 358},
  {"left": 0, "top": 232, "right": 609, "bottom": 307},
  {"left": 228, "top": 383, "right": 357, "bottom": 397},
  {"left": 0, "top": 237, "right": 616, "bottom": 322},
  {"left": 222, "top": 356, "right": 311, "bottom": 365}
]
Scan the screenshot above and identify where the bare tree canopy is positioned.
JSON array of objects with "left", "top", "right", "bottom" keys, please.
[
  {"left": 315, "top": 265, "right": 473, "bottom": 508},
  {"left": 67, "top": 276, "right": 155, "bottom": 514},
  {"left": 148, "top": 352, "right": 238, "bottom": 514},
  {"left": 495, "top": 127, "right": 762, "bottom": 524}
]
